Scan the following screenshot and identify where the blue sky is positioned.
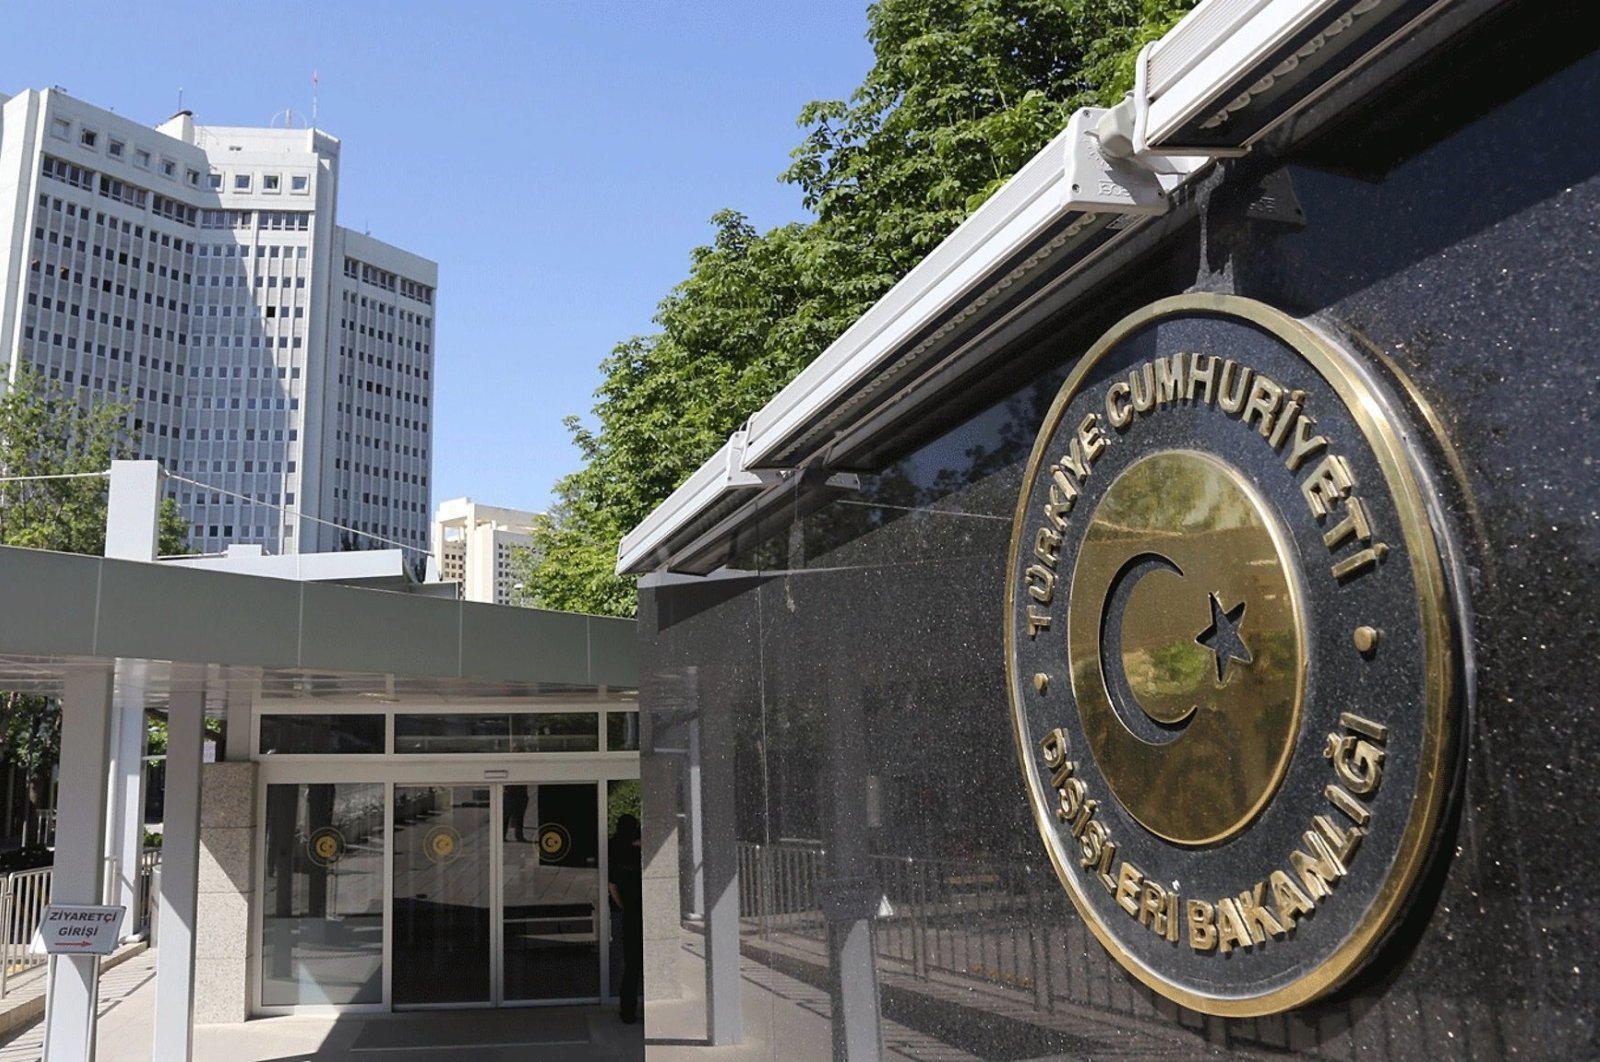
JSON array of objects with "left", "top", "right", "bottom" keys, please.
[{"left": 2, "top": 1, "right": 875, "bottom": 512}]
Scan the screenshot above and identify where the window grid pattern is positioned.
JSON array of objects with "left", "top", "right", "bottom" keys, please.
[{"left": 11, "top": 97, "right": 438, "bottom": 558}]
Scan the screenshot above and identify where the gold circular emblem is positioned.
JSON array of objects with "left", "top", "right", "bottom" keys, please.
[
  {"left": 537, "top": 823, "right": 571, "bottom": 862},
  {"left": 1068, "top": 450, "right": 1304, "bottom": 845},
  {"left": 424, "top": 825, "right": 462, "bottom": 865},
  {"left": 307, "top": 826, "right": 345, "bottom": 868},
  {"left": 1006, "top": 294, "right": 1466, "bottom": 1017}
]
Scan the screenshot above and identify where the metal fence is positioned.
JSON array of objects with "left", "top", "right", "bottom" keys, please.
[
  {"left": 734, "top": 841, "right": 1172, "bottom": 1039},
  {"left": 0, "top": 866, "right": 53, "bottom": 998},
  {"left": 0, "top": 847, "right": 162, "bottom": 999},
  {"left": 737, "top": 839, "right": 827, "bottom": 938},
  {"left": 737, "top": 842, "right": 1055, "bottom": 989},
  {"left": 732, "top": 840, "right": 1508, "bottom": 1057},
  {"left": 134, "top": 847, "right": 161, "bottom": 936}
]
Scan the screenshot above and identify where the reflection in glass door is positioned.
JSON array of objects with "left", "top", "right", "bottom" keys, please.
[
  {"left": 260, "top": 782, "right": 385, "bottom": 1006},
  {"left": 392, "top": 785, "right": 493, "bottom": 1006},
  {"left": 502, "top": 783, "right": 600, "bottom": 1001}
]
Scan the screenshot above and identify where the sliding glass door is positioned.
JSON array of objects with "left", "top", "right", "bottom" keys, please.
[
  {"left": 260, "top": 782, "right": 385, "bottom": 1006},
  {"left": 259, "top": 776, "right": 612, "bottom": 1011},
  {"left": 391, "top": 785, "right": 493, "bottom": 1006},
  {"left": 502, "top": 783, "right": 600, "bottom": 1001}
]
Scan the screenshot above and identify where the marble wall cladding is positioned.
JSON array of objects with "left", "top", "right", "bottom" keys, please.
[
  {"left": 192, "top": 956, "right": 250, "bottom": 1027},
  {"left": 198, "top": 762, "right": 257, "bottom": 830},
  {"left": 639, "top": 32, "right": 1600, "bottom": 1062},
  {"left": 194, "top": 762, "right": 258, "bottom": 1024}
]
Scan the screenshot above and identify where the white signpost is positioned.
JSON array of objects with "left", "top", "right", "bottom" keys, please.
[
  {"left": 37, "top": 905, "right": 126, "bottom": 956},
  {"left": 32, "top": 905, "right": 126, "bottom": 1060}
]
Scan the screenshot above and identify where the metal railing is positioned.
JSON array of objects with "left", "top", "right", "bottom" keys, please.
[
  {"left": 737, "top": 842, "right": 1051, "bottom": 989},
  {"left": 738, "top": 839, "right": 826, "bottom": 939},
  {"left": 0, "top": 847, "right": 161, "bottom": 999},
  {"left": 734, "top": 842, "right": 1168, "bottom": 1040},
  {"left": 0, "top": 866, "right": 52, "bottom": 998},
  {"left": 134, "top": 847, "right": 162, "bottom": 936},
  {"left": 732, "top": 840, "right": 1506, "bottom": 1056}
]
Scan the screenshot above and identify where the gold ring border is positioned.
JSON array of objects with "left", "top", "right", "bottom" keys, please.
[{"left": 1004, "top": 292, "right": 1460, "bottom": 1017}]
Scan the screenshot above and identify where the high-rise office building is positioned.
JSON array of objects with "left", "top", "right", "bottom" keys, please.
[
  {"left": 0, "top": 87, "right": 436, "bottom": 555},
  {"left": 432, "top": 497, "right": 537, "bottom": 605}
]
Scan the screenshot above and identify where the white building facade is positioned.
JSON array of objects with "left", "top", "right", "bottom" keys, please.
[
  {"left": 432, "top": 496, "right": 537, "bottom": 605},
  {"left": 0, "top": 87, "right": 436, "bottom": 557}
]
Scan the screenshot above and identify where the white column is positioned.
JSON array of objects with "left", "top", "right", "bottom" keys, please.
[
  {"left": 466, "top": 519, "right": 496, "bottom": 603},
  {"left": 152, "top": 668, "right": 206, "bottom": 1062},
  {"left": 42, "top": 666, "right": 114, "bottom": 1062},
  {"left": 221, "top": 669, "right": 259, "bottom": 763},
  {"left": 103, "top": 662, "right": 148, "bottom": 935},
  {"left": 104, "top": 460, "right": 162, "bottom": 562}
]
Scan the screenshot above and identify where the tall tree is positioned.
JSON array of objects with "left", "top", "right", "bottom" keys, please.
[
  {"left": 2, "top": 364, "right": 133, "bottom": 554},
  {"left": 786, "top": 0, "right": 1184, "bottom": 286},
  {"left": 0, "top": 364, "right": 189, "bottom": 555},
  {"left": 525, "top": 0, "right": 1197, "bottom": 616},
  {"left": 1, "top": 363, "right": 189, "bottom": 843}
]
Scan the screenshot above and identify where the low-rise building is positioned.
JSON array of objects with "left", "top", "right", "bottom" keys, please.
[{"left": 432, "top": 497, "right": 538, "bottom": 605}]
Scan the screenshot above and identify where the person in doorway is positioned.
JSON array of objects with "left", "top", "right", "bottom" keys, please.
[
  {"left": 503, "top": 784, "right": 529, "bottom": 842},
  {"left": 608, "top": 813, "right": 643, "bottom": 1023}
]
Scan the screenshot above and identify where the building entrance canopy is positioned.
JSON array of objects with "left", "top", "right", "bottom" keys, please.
[
  {"left": 0, "top": 544, "right": 636, "bottom": 1061},
  {"left": 0, "top": 546, "right": 633, "bottom": 700}
]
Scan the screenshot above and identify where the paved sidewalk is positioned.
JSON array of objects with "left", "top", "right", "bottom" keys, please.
[
  {"left": 0, "top": 943, "right": 149, "bottom": 1044},
  {"left": 645, "top": 935, "right": 982, "bottom": 1062},
  {"left": 0, "top": 949, "right": 156, "bottom": 1062},
  {"left": 0, "top": 949, "right": 643, "bottom": 1062}
]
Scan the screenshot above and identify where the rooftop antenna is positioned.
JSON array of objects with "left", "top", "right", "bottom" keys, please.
[
  {"left": 271, "top": 108, "right": 307, "bottom": 129},
  {"left": 311, "top": 69, "right": 319, "bottom": 127},
  {"left": 177, "top": 87, "right": 184, "bottom": 112}
]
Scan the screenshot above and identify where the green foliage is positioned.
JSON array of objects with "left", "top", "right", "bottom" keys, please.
[
  {"left": 145, "top": 711, "right": 224, "bottom": 759},
  {"left": 2, "top": 363, "right": 191, "bottom": 842},
  {"left": 786, "top": 0, "right": 1185, "bottom": 261},
  {"left": 608, "top": 779, "right": 643, "bottom": 836},
  {"left": 525, "top": 0, "right": 1198, "bottom": 616},
  {"left": 0, "top": 363, "right": 132, "bottom": 554},
  {"left": 0, "top": 690, "right": 61, "bottom": 846},
  {"left": 517, "top": 212, "right": 836, "bottom": 615},
  {"left": 159, "top": 497, "right": 190, "bottom": 556},
  {"left": 0, "top": 362, "right": 191, "bottom": 557}
]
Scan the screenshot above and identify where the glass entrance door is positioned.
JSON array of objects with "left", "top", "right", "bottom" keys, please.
[
  {"left": 260, "top": 782, "right": 386, "bottom": 1007},
  {"left": 501, "top": 783, "right": 600, "bottom": 1001},
  {"left": 389, "top": 782, "right": 601, "bottom": 1007},
  {"left": 392, "top": 785, "right": 494, "bottom": 1006}
]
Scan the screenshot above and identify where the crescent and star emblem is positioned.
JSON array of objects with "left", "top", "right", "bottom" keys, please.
[{"left": 1007, "top": 296, "right": 1464, "bottom": 1016}]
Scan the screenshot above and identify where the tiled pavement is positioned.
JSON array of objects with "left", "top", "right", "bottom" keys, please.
[{"left": 0, "top": 949, "right": 644, "bottom": 1062}]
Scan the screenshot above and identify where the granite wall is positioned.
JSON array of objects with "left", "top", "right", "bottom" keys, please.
[
  {"left": 193, "top": 762, "right": 257, "bottom": 1023},
  {"left": 639, "top": 18, "right": 1600, "bottom": 1060}
]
